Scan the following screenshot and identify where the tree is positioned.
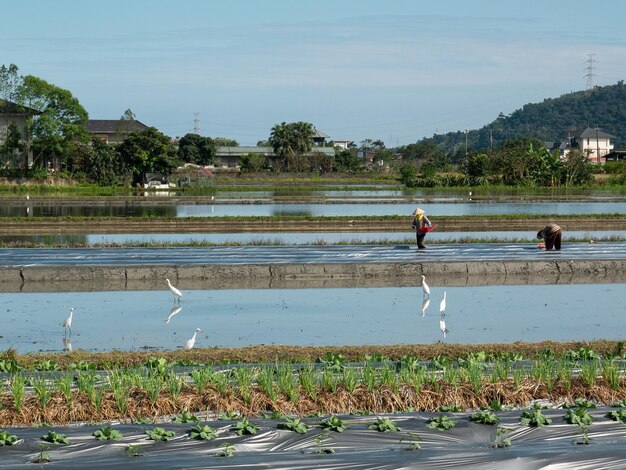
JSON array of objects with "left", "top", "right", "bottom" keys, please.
[
  {"left": 117, "top": 127, "right": 179, "bottom": 186},
  {"left": 213, "top": 137, "right": 238, "bottom": 147},
  {"left": 268, "top": 121, "right": 314, "bottom": 171},
  {"left": 334, "top": 149, "right": 360, "bottom": 172},
  {"left": 18, "top": 74, "right": 89, "bottom": 172},
  {"left": 177, "top": 133, "right": 216, "bottom": 165},
  {"left": 0, "top": 64, "right": 22, "bottom": 102},
  {"left": 76, "top": 138, "right": 126, "bottom": 186},
  {"left": 563, "top": 149, "right": 593, "bottom": 186},
  {"left": 239, "top": 153, "right": 266, "bottom": 172}
]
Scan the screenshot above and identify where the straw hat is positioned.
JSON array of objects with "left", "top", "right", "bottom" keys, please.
[{"left": 412, "top": 207, "right": 425, "bottom": 216}]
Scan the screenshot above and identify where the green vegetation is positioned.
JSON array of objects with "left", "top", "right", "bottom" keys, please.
[
  {"left": 145, "top": 427, "right": 175, "bottom": 441},
  {"left": 41, "top": 431, "right": 69, "bottom": 444},
  {"left": 93, "top": 427, "right": 124, "bottom": 441},
  {"left": 277, "top": 417, "right": 310, "bottom": 434},
  {"left": 319, "top": 416, "right": 349, "bottom": 432},
  {"left": 189, "top": 424, "right": 218, "bottom": 440},
  {"left": 369, "top": 417, "right": 401, "bottom": 432},
  {"left": 0, "top": 430, "right": 18, "bottom": 446},
  {"left": 520, "top": 407, "right": 552, "bottom": 427},
  {"left": 231, "top": 418, "right": 260, "bottom": 436},
  {"left": 426, "top": 415, "right": 457, "bottom": 431}
]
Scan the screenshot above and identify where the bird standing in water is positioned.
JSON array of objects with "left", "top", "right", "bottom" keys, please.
[
  {"left": 184, "top": 328, "right": 203, "bottom": 350},
  {"left": 62, "top": 307, "right": 75, "bottom": 336},
  {"left": 166, "top": 278, "right": 183, "bottom": 304},
  {"left": 421, "top": 275, "right": 430, "bottom": 297}
]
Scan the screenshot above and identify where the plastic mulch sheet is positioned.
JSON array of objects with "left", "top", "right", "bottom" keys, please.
[{"left": 2, "top": 408, "right": 626, "bottom": 468}]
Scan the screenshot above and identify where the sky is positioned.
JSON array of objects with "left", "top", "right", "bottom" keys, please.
[{"left": 3, "top": 0, "right": 626, "bottom": 147}]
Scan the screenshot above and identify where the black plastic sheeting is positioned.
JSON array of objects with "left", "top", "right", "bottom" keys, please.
[
  {"left": 3, "top": 242, "right": 626, "bottom": 268},
  {"left": 2, "top": 408, "right": 626, "bottom": 468}
]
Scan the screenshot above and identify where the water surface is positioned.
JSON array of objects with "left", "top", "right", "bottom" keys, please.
[{"left": 2, "top": 283, "right": 623, "bottom": 353}]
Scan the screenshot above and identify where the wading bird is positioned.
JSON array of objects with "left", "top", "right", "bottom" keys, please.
[
  {"left": 421, "top": 275, "right": 430, "bottom": 297},
  {"left": 166, "top": 278, "right": 183, "bottom": 304},
  {"left": 439, "top": 291, "right": 447, "bottom": 315},
  {"left": 184, "top": 328, "right": 203, "bottom": 350},
  {"left": 62, "top": 307, "right": 75, "bottom": 336}
]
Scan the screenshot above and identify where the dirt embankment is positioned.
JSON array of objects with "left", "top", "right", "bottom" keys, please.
[{"left": 2, "top": 215, "right": 626, "bottom": 234}]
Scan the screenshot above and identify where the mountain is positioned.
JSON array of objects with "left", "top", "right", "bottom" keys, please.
[{"left": 427, "top": 81, "right": 626, "bottom": 157}]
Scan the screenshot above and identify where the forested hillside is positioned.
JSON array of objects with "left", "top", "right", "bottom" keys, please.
[{"left": 427, "top": 81, "right": 626, "bottom": 158}]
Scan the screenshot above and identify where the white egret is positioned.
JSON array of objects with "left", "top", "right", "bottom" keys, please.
[
  {"left": 439, "top": 291, "right": 447, "bottom": 315},
  {"left": 165, "top": 278, "right": 183, "bottom": 303},
  {"left": 184, "top": 328, "right": 203, "bottom": 350},
  {"left": 62, "top": 307, "right": 75, "bottom": 336},
  {"left": 420, "top": 275, "right": 430, "bottom": 297},
  {"left": 420, "top": 296, "right": 430, "bottom": 317},
  {"left": 165, "top": 305, "right": 182, "bottom": 324}
]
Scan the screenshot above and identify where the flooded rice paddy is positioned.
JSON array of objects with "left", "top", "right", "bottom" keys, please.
[
  {"left": 2, "top": 230, "right": 625, "bottom": 246},
  {"left": 2, "top": 283, "right": 624, "bottom": 353},
  {"left": 6, "top": 200, "right": 626, "bottom": 217}
]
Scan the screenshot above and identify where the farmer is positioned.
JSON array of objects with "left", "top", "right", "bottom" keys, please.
[
  {"left": 537, "top": 223, "right": 562, "bottom": 251},
  {"left": 411, "top": 207, "right": 432, "bottom": 249}
]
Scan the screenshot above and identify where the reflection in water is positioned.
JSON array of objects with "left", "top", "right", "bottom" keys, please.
[
  {"left": 439, "top": 314, "right": 449, "bottom": 339},
  {"left": 420, "top": 297, "right": 430, "bottom": 317},
  {"left": 63, "top": 337, "right": 72, "bottom": 352},
  {"left": 165, "top": 305, "right": 182, "bottom": 324}
]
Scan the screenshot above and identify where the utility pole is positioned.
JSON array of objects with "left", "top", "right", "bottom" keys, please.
[
  {"left": 193, "top": 113, "right": 200, "bottom": 135},
  {"left": 595, "top": 125, "right": 600, "bottom": 164},
  {"left": 585, "top": 54, "right": 596, "bottom": 90}
]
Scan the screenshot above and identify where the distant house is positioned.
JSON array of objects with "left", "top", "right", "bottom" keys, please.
[
  {"left": 604, "top": 150, "right": 626, "bottom": 162},
  {"left": 330, "top": 139, "right": 353, "bottom": 150},
  {"left": 86, "top": 119, "right": 149, "bottom": 144},
  {"left": 0, "top": 99, "right": 38, "bottom": 168},
  {"left": 546, "top": 127, "right": 615, "bottom": 163},
  {"left": 312, "top": 128, "right": 330, "bottom": 147},
  {"left": 215, "top": 145, "right": 336, "bottom": 169}
]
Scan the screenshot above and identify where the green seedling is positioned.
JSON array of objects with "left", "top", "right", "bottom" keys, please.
[
  {"left": 564, "top": 398, "right": 596, "bottom": 410},
  {"left": 124, "top": 444, "right": 143, "bottom": 457},
  {"left": 219, "top": 410, "right": 240, "bottom": 421},
  {"left": 69, "top": 360, "right": 94, "bottom": 371},
  {"left": 189, "top": 424, "right": 218, "bottom": 440},
  {"left": 277, "top": 417, "right": 310, "bottom": 434},
  {"left": 491, "top": 426, "right": 511, "bottom": 448},
  {"left": 172, "top": 411, "right": 199, "bottom": 423},
  {"left": 607, "top": 409, "right": 626, "bottom": 423},
  {"left": 35, "top": 360, "right": 60, "bottom": 371},
  {"left": 93, "top": 426, "right": 123, "bottom": 441},
  {"left": 216, "top": 442, "right": 235, "bottom": 458},
  {"left": 564, "top": 407, "right": 593, "bottom": 426},
  {"left": 316, "top": 352, "right": 346, "bottom": 372},
  {"left": 133, "top": 417, "right": 152, "bottom": 425},
  {"left": 0, "top": 430, "right": 18, "bottom": 446},
  {"left": 469, "top": 410, "right": 499, "bottom": 425},
  {"left": 32, "top": 445, "right": 51, "bottom": 464},
  {"left": 0, "top": 359, "right": 21, "bottom": 373},
  {"left": 369, "top": 417, "right": 401, "bottom": 432},
  {"left": 314, "top": 431, "right": 335, "bottom": 454},
  {"left": 520, "top": 408, "right": 552, "bottom": 427},
  {"left": 399, "top": 432, "right": 422, "bottom": 451},
  {"left": 231, "top": 418, "right": 260, "bottom": 436},
  {"left": 319, "top": 415, "right": 349, "bottom": 432},
  {"left": 145, "top": 427, "right": 175, "bottom": 441},
  {"left": 574, "top": 425, "right": 591, "bottom": 445},
  {"left": 439, "top": 404, "right": 463, "bottom": 412},
  {"left": 426, "top": 415, "right": 457, "bottom": 431},
  {"left": 41, "top": 431, "right": 69, "bottom": 445}
]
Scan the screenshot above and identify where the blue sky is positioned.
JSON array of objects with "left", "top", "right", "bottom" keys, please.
[{"left": 3, "top": 0, "right": 626, "bottom": 146}]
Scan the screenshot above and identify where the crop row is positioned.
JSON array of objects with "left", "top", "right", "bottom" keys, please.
[{"left": 1, "top": 352, "right": 625, "bottom": 426}]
